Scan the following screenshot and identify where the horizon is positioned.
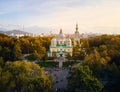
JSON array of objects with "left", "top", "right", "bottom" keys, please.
[{"left": 0, "top": 0, "right": 120, "bottom": 34}]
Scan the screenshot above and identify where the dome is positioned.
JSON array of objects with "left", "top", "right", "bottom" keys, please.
[
  {"left": 57, "top": 28, "right": 65, "bottom": 38},
  {"left": 58, "top": 33, "right": 65, "bottom": 38},
  {"left": 51, "top": 38, "right": 57, "bottom": 42}
]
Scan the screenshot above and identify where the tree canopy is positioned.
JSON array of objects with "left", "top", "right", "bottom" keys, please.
[
  {"left": 67, "top": 65, "right": 103, "bottom": 92},
  {"left": 0, "top": 60, "right": 53, "bottom": 92}
]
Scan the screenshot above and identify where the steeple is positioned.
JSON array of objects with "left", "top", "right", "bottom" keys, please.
[
  {"left": 74, "top": 23, "right": 80, "bottom": 46},
  {"left": 75, "top": 23, "right": 78, "bottom": 33}
]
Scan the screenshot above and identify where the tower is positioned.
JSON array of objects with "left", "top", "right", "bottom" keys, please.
[{"left": 74, "top": 24, "right": 80, "bottom": 46}]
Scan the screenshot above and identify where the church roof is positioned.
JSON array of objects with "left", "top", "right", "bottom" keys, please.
[
  {"left": 57, "top": 28, "right": 65, "bottom": 38},
  {"left": 51, "top": 38, "right": 57, "bottom": 42},
  {"left": 50, "top": 44, "right": 72, "bottom": 48},
  {"left": 47, "top": 50, "right": 51, "bottom": 53},
  {"left": 66, "top": 38, "right": 71, "bottom": 42}
]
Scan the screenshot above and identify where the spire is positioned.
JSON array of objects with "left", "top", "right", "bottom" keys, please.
[
  {"left": 60, "top": 28, "right": 63, "bottom": 34},
  {"left": 76, "top": 23, "right": 78, "bottom": 32}
]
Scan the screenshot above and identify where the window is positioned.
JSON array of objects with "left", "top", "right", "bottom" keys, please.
[
  {"left": 68, "top": 49, "right": 70, "bottom": 51},
  {"left": 68, "top": 42, "right": 70, "bottom": 45},
  {"left": 60, "top": 41, "right": 62, "bottom": 44}
]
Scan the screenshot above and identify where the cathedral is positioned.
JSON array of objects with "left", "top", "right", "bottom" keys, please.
[{"left": 47, "top": 24, "right": 80, "bottom": 57}]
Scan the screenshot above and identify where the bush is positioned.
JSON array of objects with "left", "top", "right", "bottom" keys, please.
[{"left": 25, "top": 54, "right": 36, "bottom": 61}]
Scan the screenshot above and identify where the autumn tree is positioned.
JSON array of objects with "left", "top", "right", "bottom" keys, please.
[
  {"left": 12, "top": 43, "right": 22, "bottom": 61},
  {"left": 0, "top": 60, "right": 53, "bottom": 92}
]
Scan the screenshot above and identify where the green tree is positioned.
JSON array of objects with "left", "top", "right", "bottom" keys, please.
[
  {"left": 0, "top": 57, "right": 13, "bottom": 92},
  {"left": 33, "top": 50, "right": 40, "bottom": 59},
  {"left": 3, "top": 60, "right": 53, "bottom": 92},
  {"left": 2, "top": 47, "right": 11, "bottom": 61},
  {"left": 12, "top": 43, "right": 22, "bottom": 61},
  {"left": 73, "top": 45, "right": 81, "bottom": 60},
  {"left": 104, "top": 63, "right": 120, "bottom": 92},
  {"left": 67, "top": 65, "right": 103, "bottom": 92},
  {"left": 66, "top": 53, "right": 72, "bottom": 60}
]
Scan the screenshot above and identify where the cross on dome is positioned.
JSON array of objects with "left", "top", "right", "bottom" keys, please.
[{"left": 60, "top": 28, "right": 63, "bottom": 34}]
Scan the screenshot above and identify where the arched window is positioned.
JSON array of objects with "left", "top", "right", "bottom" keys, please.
[{"left": 60, "top": 41, "right": 62, "bottom": 44}]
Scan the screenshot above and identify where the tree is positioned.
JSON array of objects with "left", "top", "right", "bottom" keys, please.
[
  {"left": 0, "top": 57, "right": 13, "bottom": 92},
  {"left": 73, "top": 45, "right": 81, "bottom": 60},
  {"left": 19, "top": 38, "right": 30, "bottom": 54},
  {"left": 104, "top": 63, "right": 120, "bottom": 92},
  {"left": 66, "top": 53, "right": 72, "bottom": 60},
  {"left": 12, "top": 43, "right": 22, "bottom": 61},
  {"left": 67, "top": 65, "right": 103, "bottom": 92},
  {"left": 2, "top": 47, "right": 11, "bottom": 61},
  {"left": 85, "top": 48, "right": 101, "bottom": 63},
  {"left": 0, "top": 60, "right": 53, "bottom": 92}
]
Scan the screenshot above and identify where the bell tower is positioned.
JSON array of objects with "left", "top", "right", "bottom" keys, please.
[
  {"left": 74, "top": 24, "right": 80, "bottom": 46},
  {"left": 75, "top": 24, "right": 78, "bottom": 33}
]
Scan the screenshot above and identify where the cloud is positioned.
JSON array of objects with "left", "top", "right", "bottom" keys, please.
[{"left": 0, "top": 0, "right": 120, "bottom": 34}]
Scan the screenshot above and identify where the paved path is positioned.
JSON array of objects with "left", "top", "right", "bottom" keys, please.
[
  {"left": 45, "top": 67, "right": 70, "bottom": 92},
  {"left": 21, "top": 54, "right": 30, "bottom": 60},
  {"left": 72, "top": 61, "right": 84, "bottom": 68}
]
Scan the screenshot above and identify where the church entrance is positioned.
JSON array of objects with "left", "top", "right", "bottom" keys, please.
[{"left": 60, "top": 54, "right": 63, "bottom": 57}]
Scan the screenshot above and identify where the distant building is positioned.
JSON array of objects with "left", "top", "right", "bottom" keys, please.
[
  {"left": 2, "top": 30, "right": 32, "bottom": 38},
  {"left": 9, "top": 33, "right": 25, "bottom": 37},
  {"left": 47, "top": 24, "right": 80, "bottom": 57}
]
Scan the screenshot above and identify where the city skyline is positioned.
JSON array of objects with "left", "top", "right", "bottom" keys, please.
[{"left": 0, "top": 0, "right": 120, "bottom": 34}]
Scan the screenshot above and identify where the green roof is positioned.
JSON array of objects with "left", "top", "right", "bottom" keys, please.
[
  {"left": 47, "top": 50, "right": 51, "bottom": 53},
  {"left": 50, "top": 43, "right": 73, "bottom": 48},
  {"left": 57, "top": 44, "right": 66, "bottom": 46}
]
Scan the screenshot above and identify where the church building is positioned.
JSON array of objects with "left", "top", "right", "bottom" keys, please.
[
  {"left": 47, "top": 24, "right": 80, "bottom": 57},
  {"left": 74, "top": 24, "right": 80, "bottom": 46}
]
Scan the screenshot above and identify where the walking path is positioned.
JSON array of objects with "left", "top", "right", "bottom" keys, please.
[{"left": 45, "top": 67, "right": 70, "bottom": 92}]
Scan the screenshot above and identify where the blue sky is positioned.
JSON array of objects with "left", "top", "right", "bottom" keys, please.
[{"left": 0, "top": 0, "right": 120, "bottom": 34}]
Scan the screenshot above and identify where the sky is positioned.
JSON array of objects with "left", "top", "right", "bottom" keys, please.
[{"left": 0, "top": 0, "right": 120, "bottom": 34}]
